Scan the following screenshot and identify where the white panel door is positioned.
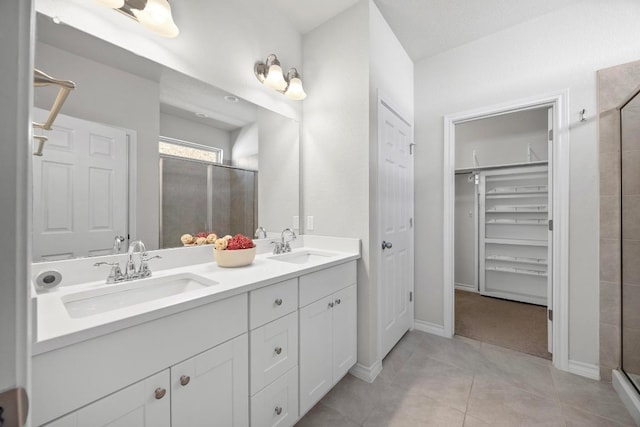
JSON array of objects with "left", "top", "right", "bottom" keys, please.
[
  {"left": 332, "top": 285, "right": 357, "bottom": 382},
  {"left": 171, "top": 334, "right": 249, "bottom": 427},
  {"left": 299, "top": 295, "right": 333, "bottom": 415},
  {"left": 379, "top": 101, "right": 414, "bottom": 358},
  {"left": 32, "top": 109, "right": 128, "bottom": 261}
]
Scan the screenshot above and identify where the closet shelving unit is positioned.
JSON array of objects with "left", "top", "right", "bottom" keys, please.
[{"left": 479, "top": 165, "right": 550, "bottom": 305}]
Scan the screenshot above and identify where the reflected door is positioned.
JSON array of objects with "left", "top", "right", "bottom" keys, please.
[{"left": 32, "top": 110, "right": 129, "bottom": 261}]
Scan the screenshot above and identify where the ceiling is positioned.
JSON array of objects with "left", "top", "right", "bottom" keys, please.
[{"left": 271, "top": 0, "right": 581, "bottom": 61}]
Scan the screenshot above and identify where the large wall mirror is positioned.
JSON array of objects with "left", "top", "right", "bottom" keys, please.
[{"left": 32, "top": 14, "right": 299, "bottom": 262}]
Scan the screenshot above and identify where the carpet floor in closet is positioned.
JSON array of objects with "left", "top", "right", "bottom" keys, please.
[{"left": 454, "top": 289, "right": 551, "bottom": 360}]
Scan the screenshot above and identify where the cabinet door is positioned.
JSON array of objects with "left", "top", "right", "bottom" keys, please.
[
  {"left": 171, "top": 334, "right": 249, "bottom": 427},
  {"left": 332, "top": 284, "right": 357, "bottom": 382},
  {"left": 62, "top": 370, "right": 170, "bottom": 427},
  {"left": 299, "top": 296, "right": 333, "bottom": 415}
]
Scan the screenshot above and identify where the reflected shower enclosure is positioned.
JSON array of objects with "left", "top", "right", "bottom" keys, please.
[
  {"left": 621, "top": 86, "right": 640, "bottom": 393},
  {"left": 160, "top": 154, "right": 257, "bottom": 249}
]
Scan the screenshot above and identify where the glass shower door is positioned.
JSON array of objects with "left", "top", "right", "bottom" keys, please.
[{"left": 621, "top": 87, "right": 640, "bottom": 393}]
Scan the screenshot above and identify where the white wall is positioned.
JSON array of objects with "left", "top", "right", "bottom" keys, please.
[
  {"left": 414, "top": 0, "right": 640, "bottom": 366},
  {"left": 0, "top": 0, "right": 32, "bottom": 397},
  {"left": 456, "top": 108, "right": 549, "bottom": 170},
  {"left": 35, "top": 0, "right": 302, "bottom": 121},
  {"left": 257, "top": 109, "right": 300, "bottom": 234},
  {"left": 35, "top": 41, "right": 161, "bottom": 248},
  {"left": 303, "top": 0, "right": 413, "bottom": 369},
  {"left": 231, "top": 123, "right": 259, "bottom": 169},
  {"left": 160, "top": 112, "right": 232, "bottom": 155}
]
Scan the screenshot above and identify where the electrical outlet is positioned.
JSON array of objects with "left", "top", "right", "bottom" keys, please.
[
  {"left": 306, "top": 216, "right": 314, "bottom": 231},
  {"left": 293, "top": 216, "right": 299, "bottom": 229}
]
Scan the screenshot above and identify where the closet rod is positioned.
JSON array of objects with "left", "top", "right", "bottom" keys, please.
[{"left": 455, "top": 160, "right": 548, "bottom": 175}]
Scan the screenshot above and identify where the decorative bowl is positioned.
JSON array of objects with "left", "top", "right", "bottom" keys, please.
[{"left": 213, "top": 247, "right": 256, "bottom": 267}]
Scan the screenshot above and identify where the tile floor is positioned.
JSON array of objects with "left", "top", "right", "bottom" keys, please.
[{"left": 296, "top": 330, "right": 636, "bottom": 426}]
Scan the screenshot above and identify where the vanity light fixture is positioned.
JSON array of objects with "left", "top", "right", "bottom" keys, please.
[
  {"left": 254, "top": 54, "right": 307, "bottom": 101},
  {"left": 94, "top": 0, "right": 179, "bottom": 38}
]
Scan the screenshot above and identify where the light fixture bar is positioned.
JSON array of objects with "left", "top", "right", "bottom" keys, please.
[{"left": 254, "top": 54, "right": 306, "bottom": 101}]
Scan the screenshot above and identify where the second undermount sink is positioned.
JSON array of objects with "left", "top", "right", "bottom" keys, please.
[
  {"left": 62, "top": 273, "right": 218, "bottom": 318},
  {"left": 268, "top": 249, "right": 336, "bottom": 265}
]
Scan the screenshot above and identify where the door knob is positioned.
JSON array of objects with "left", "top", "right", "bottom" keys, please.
[{"left": 382, "top": 241, "right": 392, "bottom": 250}]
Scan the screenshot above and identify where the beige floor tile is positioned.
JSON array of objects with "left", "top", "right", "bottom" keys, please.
[
  {"left": 417, "top": 332, "right": 482, "bottom": 372},
  {"left": 295, "top": 402, "right": 360, "bottom": 427},
  {"left": 551, "top": 368, "right": 636, "bottom": 425},
  {"left": 319, "top": 374, "right": 389, "bottom": 425},
  {"left": 563, "top": 404, "right": 636, "bottom": 427},
  {"left": 475, "top": 342, "right": 556, "bottom": 399},
  {"left": 466, "top": 375, "right": 565, "bottom": 426},
  {"left": 463, "top": 414, "right": 491, "bottom": 426},
  {"left": 362, "top": 390, "right": 465, "bottom": 427}
]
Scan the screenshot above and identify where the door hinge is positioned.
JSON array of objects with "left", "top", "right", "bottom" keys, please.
[
  {"left": 409, "top": 217, "right": 413, "bottom": 228},
  {"left": 409, "top": 143, "right": 416, "bottom": 155},
  {"left": 409, "top": 291, "right": 413, "bottom": 302},
  {"left": 548, "top": 219, "right": 553, "bottom": 231},
  {"left": 548, "top": 129, "right": 554, "bottom": 141},
  {"left": 548, "top": 309, "right": 553, "bottom": 321}
]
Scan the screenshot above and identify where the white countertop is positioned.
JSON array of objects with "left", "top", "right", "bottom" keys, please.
[{"left": 32, "top": 235, "right": 360, "bottom": 355}]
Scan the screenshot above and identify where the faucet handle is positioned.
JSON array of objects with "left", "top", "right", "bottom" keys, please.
[
  {"left": 271, "top": 241, "right": 284, "bottom": 254},
  {"left": 139, "top": 255, "right": 162, "bottom": 277},
  {"left": 94, "top": 261, "right": 123, "bottom": 284}
]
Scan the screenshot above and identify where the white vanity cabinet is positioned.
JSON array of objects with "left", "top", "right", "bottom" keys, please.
[
  {"left": 249, "top": 279, "right": 299, "bottom": 427},
  {"left": 44, "top": 335, "right": 249, "bottom": 427},
  {"left": 298, "top": 262, "right": 357, "bottom": 416},
  {"left": 44, "top": 370, "right": 171, "bottom": 427}
]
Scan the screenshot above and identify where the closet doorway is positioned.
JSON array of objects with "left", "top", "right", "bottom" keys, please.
[
  {"left": 443, "top": 92, "right": 570, "bottom": 369},
  {"left": 454, "top": 107, "right": 551, "bottom": 359}
]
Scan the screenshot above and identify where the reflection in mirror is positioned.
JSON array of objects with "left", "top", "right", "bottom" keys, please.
[
  {"left": 32, "top": 13, "right": 299, "bottom": 262},
  {"left": 621, "top": 87, "right": 640, "bottom": 393}
]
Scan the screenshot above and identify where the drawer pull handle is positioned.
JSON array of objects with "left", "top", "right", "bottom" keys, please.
[
  {"left": 335, "top": 298, "right": 341, "bottom": 305},
  {"left": 275, "top": 406, "right": 283, "bottom": 416},
  {"left": 154, "top": 388, "right": 166, "bottom": 400},
  {"left": 328, "top": 302, "right": 334, "bottom": 308},
  {"left": 274, "top": 346, "right": 282, "bottom": 355},
  {"left": 275, "top": 298, "right": 283, "bottom": 306},
  {"left": 180, "top": 375, "right": 190, "bottom": 386}
]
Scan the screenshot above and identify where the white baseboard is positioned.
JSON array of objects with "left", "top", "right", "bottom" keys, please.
[
  {"left": 349, "top": 360, "right": 382, "bottom": 383},
  {"left": 612, "top": 369, "right": 640, "bottom": 426},
  {"left": 567, "top": 360, "right": 600, "bottom": 380},
  {"left": 413, "top": 319, "right": 449, "bottom": 337},
  {"left": 454, "top": 283, "right": 477, "bottom": 292}
]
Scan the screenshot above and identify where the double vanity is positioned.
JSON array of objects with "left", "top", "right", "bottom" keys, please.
[{"left": 31, "top": 235, "right": 360, "bottom": 426}]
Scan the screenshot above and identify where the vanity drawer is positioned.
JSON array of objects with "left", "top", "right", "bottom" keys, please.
[
  {"left": 250, "top": 366, "right": 298, "bottom": 427},
  {"left": 250, "top": 311, "right": 298, "bottom": 395},
  {"left": 249, "top": 278, "right": 297, "bottom": 329},
  {"left": 299, "top": 261, "right": 356, "bottom": 307}
]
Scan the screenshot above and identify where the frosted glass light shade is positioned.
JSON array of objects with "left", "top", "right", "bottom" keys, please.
[
  {"left": 94, "top": 0, "right": 125, "bottom": 8},
  {"left": 264, "top": 64, "right": 287, "bottom": 91},
  {"left": 285, "top": 77, "right": 306, "bottom": 100},
  {"left": 132, "top": 0, "right": 179, "bottom": 38}
]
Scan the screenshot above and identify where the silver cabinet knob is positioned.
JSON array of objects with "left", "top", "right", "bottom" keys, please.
[
  {"left": 180, "top": 375, "right": 190, "bottom": 386},
  {"left": 154, "top": 388, "right": 166, "bottom": 400},
  {"left": 275, "top": 298, "right": 283, "bottom": 306},
  {"left": 274, "top": 346, "right": 282, "bottom": 355},
  {"left": 328, "top": 302, "right": 334, "bottom": 308},
  {"left": 335, "top": 298, "right": 341, "bottom": 305},
  {"left": 274, "top": 406, "right": 283, "bottom": 416}
]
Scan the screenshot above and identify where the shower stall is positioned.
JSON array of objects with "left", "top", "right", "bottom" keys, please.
[
  {"left": 614, "top": 85, "right": 640, "bottom": 423},
  {"left": 159, "top": 155, "right": 257, "bottom": 248}
]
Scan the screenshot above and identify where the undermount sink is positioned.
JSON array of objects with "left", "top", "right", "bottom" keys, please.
[
  {"left": 268, "top": 249, "right": 336, "bottom": 265},
  {"left": 62, "top": 273, "right": 218, "bottom": 318}
]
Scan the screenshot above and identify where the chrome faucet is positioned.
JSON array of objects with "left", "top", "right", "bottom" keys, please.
[
  {"left": 94, "top": 240, "right": 161, "bottom": 284},
  {"left": 272, "top": 228, "right": 296, "bottom": 254},
  {"left": 255, "top": 226, "right": 267, "bottom": 239}
]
